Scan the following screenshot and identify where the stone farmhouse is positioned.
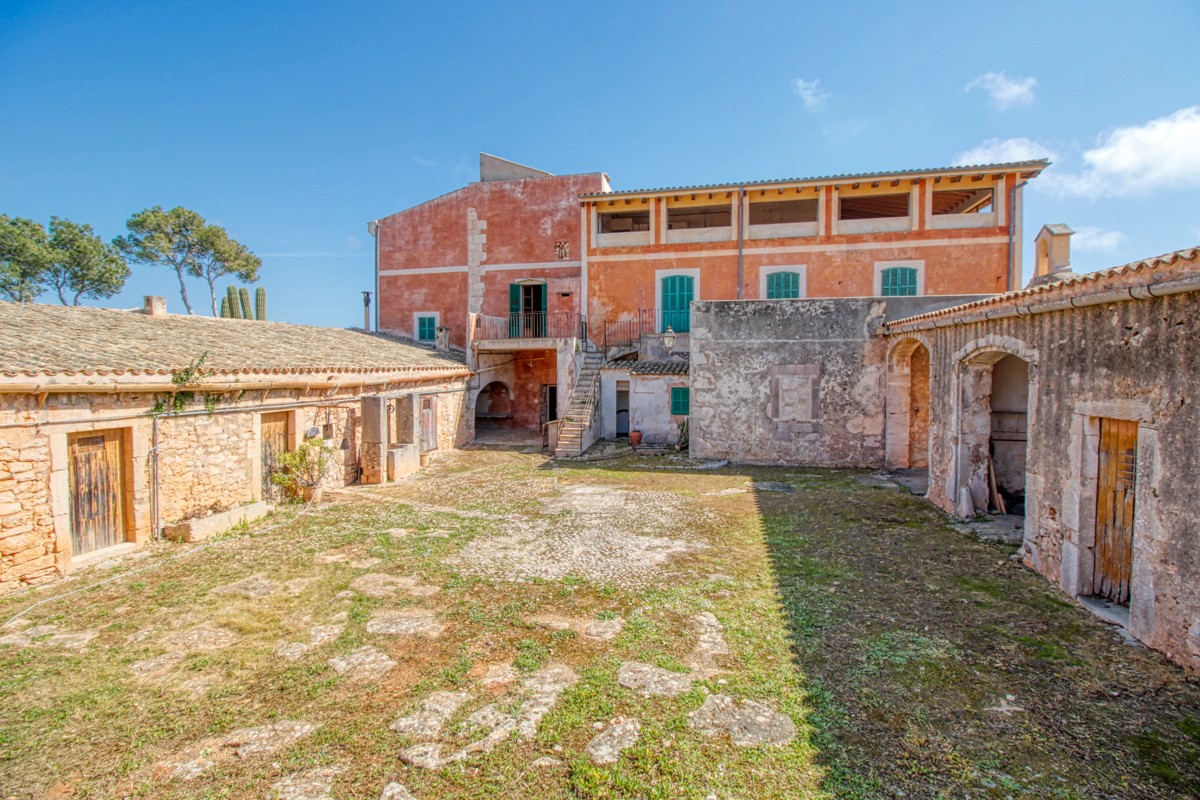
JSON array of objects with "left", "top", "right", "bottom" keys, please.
[
  {"left": 0, "top": 297, "right": 471, "bottom": 594},
  {"left": 371, "top": 155, "right": 1200, "bottom": 671}
]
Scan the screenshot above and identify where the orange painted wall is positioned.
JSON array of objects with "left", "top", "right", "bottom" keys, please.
[
  {"left": 510, "top": 349, "right": 557, "bottom": 430},
  {"left": 376, "top": 171, "right": 605, "bottom": 348}
]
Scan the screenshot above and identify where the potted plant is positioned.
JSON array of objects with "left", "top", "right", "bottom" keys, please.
[
  {"left": 271, "top": 438, "right": 334, "bottom": 501},
  {"left": 628, "top": 429, "right": 643, "bottom": 447}
]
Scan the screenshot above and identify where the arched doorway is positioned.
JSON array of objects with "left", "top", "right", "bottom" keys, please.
[
  {"left": 885, "top": 338, "right": 931, "bottom": 471},
  {"left": 956, "top": 349, "right": 1030, "bottom": 518},
  {"left": 475, "top": 381, "right": 513, "bottom": 431}
]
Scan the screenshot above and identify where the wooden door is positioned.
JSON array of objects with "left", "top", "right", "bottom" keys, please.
[
  {"left": 261, "top": 412, "right": 290, "bottom": 500},
  {"left": 68, "top": 429, "right": 126, "bottom": 556},
  {"left": 419, "top": 397, "right": 438, "bottom": 452},
  {"left": 1094, "top": 418, "right": 1138, "bottom": 604}
]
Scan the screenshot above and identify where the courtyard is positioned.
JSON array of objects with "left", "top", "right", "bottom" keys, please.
[{"left": 1, "top": 449, "right": 1198, "bottom": 799}]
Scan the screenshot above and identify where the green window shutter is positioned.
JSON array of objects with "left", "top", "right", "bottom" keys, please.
[
  {"left": 540, "top": 283, "right": 547, "bottom": 315},
  {"left": 671, "top": 387, "right": 690, "bottom": 416},
  {"left": 418, "top": 316, "right": 436, "bottom": 341},
  {"left": 661, "top": 275, "right": 694, "bottom": 332},
  {"left": 509, "top": 283, "right": 521, "bottom": 337},
  {"left": 881, "top": 267, "right": 918, "bottom": 296},
  {"left": 766, "top": 271, "right": 800, "bottom": 299}
]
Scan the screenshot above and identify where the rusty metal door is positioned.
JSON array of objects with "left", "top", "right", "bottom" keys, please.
[
  {"left": 1094, "top": 417, "right": 1138, "bottom": 604},
  {"left": 68, "top": 429, "right": 126, "bottom": 555},
  {"left": 419, "top": 396, "right": 438, "bottom": 452},
  {"left": 261, "top": 412, "right": 290, "bottom": 500}
]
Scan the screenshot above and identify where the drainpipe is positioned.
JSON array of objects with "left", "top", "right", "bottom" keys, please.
[
  {"left": 736, "top": 186, "right": 745, "bottom": 299},
  {"left": 152, "top": 415, "right": 161, "bottom": 541},
  {"left": 1007, "top": 180, "right": 1028, "bottom": 291},
  {"left": 367, "top": 220, "right": 381, "bottom": 332}
]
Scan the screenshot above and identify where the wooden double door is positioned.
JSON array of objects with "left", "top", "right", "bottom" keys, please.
[
  {"left": 1093, "top": 418, "right": 1138, "bottom": 605},
  {"left": 67, "top": 429, "right": 127, "bottom": 556}
]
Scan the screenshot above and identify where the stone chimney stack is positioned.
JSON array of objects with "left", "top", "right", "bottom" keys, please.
[
  {"left": 144, "top": 296, "right": 167, "bottom": 317},
  {"left": 1029, "top": 224, "right": 1075, "bottom": 287},
  {"left": 435, "top": 326, "right": 451, "bottom": 353}
]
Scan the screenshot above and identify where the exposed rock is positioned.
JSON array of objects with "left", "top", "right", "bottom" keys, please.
[
  {"left": 270, "top": 766, "right": 342, "bottom": 800},
  {"left": 532, "top": 756, "right": 562, "bottom": 768},
  {"left": 687, "top": 612, "right": 731, "bottom": 675},
  {"left": 175, "top": 675, "right": 219, "bottom": 696},
  {"left": 379, "top": 783, "right": 417, "bottom": 800},
  {"left": 617, "top": 662, "right": 694, "bottom": 697},
  {"left": 155, "top": 720, "right": 319, "bottom": 781},
  {"left": 130, "top": 650, "right": 185, "bottom": 676},
  {"left": 0, "top": 624, "right": 98, "bottom": 650},
  {"left": 398, "top": 742, "right": 446, "bottom": 770},
  {"left": 704, "top": 487, "right": 747, "bottom": 496},
  {"left": 329, "top": 646, "right": 396, "bottom": 680},
  {"left": 283, "top": 577, "right": 316, "bottom": 595},
  {"left": 276, "top": 641, "right": 310, "bottom": 661},
  {"left": 479, "top": 663, "right": 517, "bottom": 686},
  {"left": 463, "top": 703, "right": 511, "bottom": 732},
  {"left": 749, "top": 482, "right": 793, "bottom": 493},
  {"left": 516, "top": 663, "right": 578, "bottom": 739},
  {"left": 308, "top": 623, "right": 344, "bottom": 647},
  {"left": 585, "top": 618, "right": 624, "bottom": 641},
  {"left": 390, "top": 690, "right": 471, "bottom": 738},
  {"left": 212, "top": 574, "right": 276, "bottom": 598},
  {"left": 586, "top": 717, "right": 640, "bottom": 765},
  {"left": 351, "top": 572, "right": 415, "bottom": 598},
  {"left": 161, "top": 625, "right": 238, "bottom": 652},
  {"left": 687, "top": 694, "right": 795, "bottom": 746},
  {"left": 366, "top": 609, "right": 444, "bottom": 638}
]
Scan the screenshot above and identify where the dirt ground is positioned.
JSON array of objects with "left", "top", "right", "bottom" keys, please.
[{"left": 0, "top": 449, "right": 1197, "bottom": 799}]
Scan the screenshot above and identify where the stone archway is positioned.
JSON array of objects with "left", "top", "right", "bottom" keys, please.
[
  {"left": 885, "top": 336, "right": 933, "bottom": 470},
  {"left": 474, "top": 381, "right": 513, "bottom": 431},
  {"left": 952, "top": 339, "right": 1036, "bottom": 519}
]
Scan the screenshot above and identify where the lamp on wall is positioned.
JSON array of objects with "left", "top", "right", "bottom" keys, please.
[{"left": 663, "top": 326, "right": 676, "bottom": 351}]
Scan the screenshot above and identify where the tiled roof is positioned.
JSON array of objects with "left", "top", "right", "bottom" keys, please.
[
  {"left": 0, "top": 302, "right": 468, "bottom": 378},
  {"left": 886, "top": 245, "right": 1200, "bottom": 331},
  {"left": 580, "top": 160, "right": 1050, "bottom": 199},
  {"left": 609, "top": 360, "right": 690, "bottom": 376}
]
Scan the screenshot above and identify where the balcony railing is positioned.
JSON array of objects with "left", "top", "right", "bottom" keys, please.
[
  {"left": 475, "top": 311, "right": 585, "bottom": 341},
  {"left": 600, "top": 309, "right": 690, "bottom": 348}
]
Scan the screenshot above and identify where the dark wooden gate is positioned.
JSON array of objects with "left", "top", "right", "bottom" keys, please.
[
  {"left": 262, "top": 412, "right": 290, "bottom": 500},
  {"left": 1094, "top": 417, "right": 1138, "bottom": 604},
  {"left": 419, "top": 397, "right": 438, "bottom": 452},
  {"left": 68, "top": 429, "right": 126, "bottom": 555}
]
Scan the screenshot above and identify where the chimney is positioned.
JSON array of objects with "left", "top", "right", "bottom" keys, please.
[
  {"left": 144, "top": 296, "right": 167, "bottom": 317},
  {"left": 435, "top": 325, "right": 451, "bottom": 353},
  {"left": 1029, "top": 224, "right": 1074, "bottom": 287}
]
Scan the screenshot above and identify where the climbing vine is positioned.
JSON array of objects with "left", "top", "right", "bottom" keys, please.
[{"left": 151, "top": 352, "right": 218, "bottom": 415}]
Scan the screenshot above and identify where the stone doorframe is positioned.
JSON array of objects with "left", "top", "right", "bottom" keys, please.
[
  {"left": 1058, "top": 399, "right": 1160, "bottom": 644},
  {"left": 884, "top": 333, "right": 933, "bottom": 470},
  {"left": 946, "top": 335, "right": 1039, "bottom": 538}
]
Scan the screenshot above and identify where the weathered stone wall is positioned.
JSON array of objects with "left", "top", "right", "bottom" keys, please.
[
  {"left": 0, "top": 376, "right": 470, "bottom": 595},
  {"left": 909, "top": 286, "right": 1200, "bottom": 670},
  {"left": 689, "top": 299, "right": 889, "bottom": 466}
]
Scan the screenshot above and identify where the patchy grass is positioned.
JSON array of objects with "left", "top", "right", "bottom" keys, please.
[{"left": 0, "top": 449, "right": 1196, "bottom": 798}]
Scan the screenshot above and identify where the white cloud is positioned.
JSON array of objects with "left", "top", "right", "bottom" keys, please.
[
  {"left": 791, "top": 78, "right": 828, "bottom": 111},
  {"left": 953, "top": 137, "right": 1057, "bottom": 166},
  {"left": 964, "top": 71, "right": 1037, "bottom": 109},
  {"left": 1071, "top": 226, "right": 1126, "bottom": 253},
  {"left": 412, "top": 156, "right": 438, "bottom": 168},
  {"left": 1050, "top": 106, "right": 1200, "bottom": 196}
]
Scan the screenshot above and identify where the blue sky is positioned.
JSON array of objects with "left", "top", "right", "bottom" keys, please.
[{"left": 2, "top": 0, "right": 1197, "bottom": 327}]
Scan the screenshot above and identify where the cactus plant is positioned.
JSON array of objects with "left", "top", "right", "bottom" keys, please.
[
  {"left": 219, "top": 296, "right": 231, "bottom": 318},
  {"left": 226, "top": 285, "right": 242, "bottom": 319},
  {"left": 238, "top": 287, "right": 252, "bottom": 319},
  {"left": 255, "top": 287, "right": 267, "bottom": 321}
]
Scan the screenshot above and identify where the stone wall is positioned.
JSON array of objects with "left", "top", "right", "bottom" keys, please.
[
  {"left": 0, "top": 376, "right": 470, "bottom": 595},
  {"left": 689, "top": 299, "right": 889, "bottom": 466},
  {"left": 902, "top": 281, "right": 1200, "bottom": 670}
]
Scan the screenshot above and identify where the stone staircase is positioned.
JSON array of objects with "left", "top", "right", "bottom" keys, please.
[{"left": 554, "top": 351, "right": 606, "bottom": 458}]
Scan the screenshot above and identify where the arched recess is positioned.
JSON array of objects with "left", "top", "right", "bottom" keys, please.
[
  {"left": 885, "top": 335, "right": 933, "bottom": 470},
  {"left": 475, "top": 381, "right": 513, "bottom": 431},
  {"left": 952, "top": 337, "right": 1037, "bottom": 519}
]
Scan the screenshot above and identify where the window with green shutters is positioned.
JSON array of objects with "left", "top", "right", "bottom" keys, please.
[
  {"left": 417, "top": 316, "right": 436, "bottom": 341},
  {"left": 766, "top": 271, "right": 802, "bottom": 299},
  {"left": 670, "top": 387, "right": 690, "bottom": 416},
  {"left": 661, "top": 274, "right": 694, "bottom": 332},
  {"left": 880, "top": 266, "right": 918, "bottom": 296}
]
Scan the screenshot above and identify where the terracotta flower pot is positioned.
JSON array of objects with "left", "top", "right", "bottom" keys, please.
[{"left": 629, "top": 430, "right": 643, "bottom": 447}]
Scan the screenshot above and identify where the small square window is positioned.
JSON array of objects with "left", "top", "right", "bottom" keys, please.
[
  {"left": 880, "top": 267, "right": 918, "bottom": 296},
  {"left": 417, "top": 316, "right": 437, "bottom": 341},
  {"left": 671, "top": 387, "right": 690, "bottom": 416}
]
